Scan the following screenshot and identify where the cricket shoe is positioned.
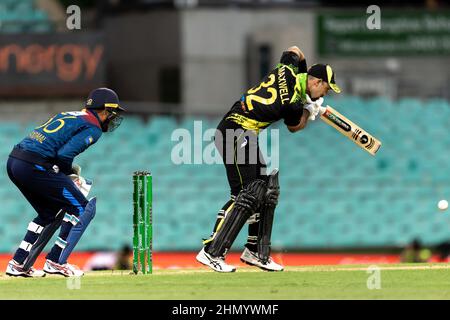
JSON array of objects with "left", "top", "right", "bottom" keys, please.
[
  {"left": 43, "top": 260, "right": 84, "bottom": 277},
  {"left": 5, "top": 259, "right": 46, "bottom": 278},
  {"left": 196, "top": 247, "right": 236, "bottom": 273},
  {"left": 240, "top": 247, "right": 284, "bottom": 272}
]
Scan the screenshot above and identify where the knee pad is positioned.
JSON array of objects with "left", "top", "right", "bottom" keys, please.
[
  {"left": 265, "top": 170, "right": 280, "bottom": 206},
  {"left": 239, "top": 179, "right": 267, "bottom": 208}
]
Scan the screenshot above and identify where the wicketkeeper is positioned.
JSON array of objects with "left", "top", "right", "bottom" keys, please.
[
  {"left": 197, "top": 46, "right": 341, "bottom": 272},
  {"left": 5, "top": 88, "right": 125, "bottom": 277}
]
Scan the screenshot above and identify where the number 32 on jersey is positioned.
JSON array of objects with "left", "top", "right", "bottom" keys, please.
[{"left": 245, "top": 74, "right": 277, "bottom": 111}]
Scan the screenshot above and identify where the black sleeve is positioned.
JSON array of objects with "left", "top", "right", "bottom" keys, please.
[
  {"left": 283, "top": 102, "right": 304, "bottom": 127},
  {"left": 280, "top": 51, "right": 307, "bottom": 74},
  {"left": 298, "top": 59, "right": 307, "bottom": 73},
  {"left": 280, "top": 51, "right": 300, "bottom": 68}
]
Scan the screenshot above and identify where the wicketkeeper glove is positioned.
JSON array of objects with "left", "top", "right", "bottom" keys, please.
[
  {"left": 71, "top": 164, "right": 82, "bottom": 176},
  {"left": 69, "top": 174, "right": 93, "bottom": 198}
]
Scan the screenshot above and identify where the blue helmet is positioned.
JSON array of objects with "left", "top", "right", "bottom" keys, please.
[
  {"left": 85, "top": 88, "right": 125, "bottom": 111},
  {"left": 85, "top": 88, "right": 125, "bottom": 132}
]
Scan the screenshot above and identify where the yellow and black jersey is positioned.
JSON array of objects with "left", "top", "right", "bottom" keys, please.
[{"left": 226, "top": 51, "right": 308, "bottom": 133}]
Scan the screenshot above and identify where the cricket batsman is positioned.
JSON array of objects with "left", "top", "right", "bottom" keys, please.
[
  {"left": 5, "top": 88, "right": 125, "bottom": 277},
  {"left": 196, "top": 46, "right": 341, "bottom": 272}
]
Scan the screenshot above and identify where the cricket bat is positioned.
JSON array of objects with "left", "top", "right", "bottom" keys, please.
[{"left": 320, "top": 105, "right": 382, "bottom": 156}]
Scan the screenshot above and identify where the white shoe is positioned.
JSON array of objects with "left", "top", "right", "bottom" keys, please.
[
  {"left": 240, "top": 247, "right": 284, "bottom": 272},
  {"left": 5, "top": 260, "right": 46, "bottom": 278},
  {"left": 43, "top": 259, "right": 84, "bottom": 277},
  {"left": 196, "top": 247, "right": 236, "bottom": 273}
]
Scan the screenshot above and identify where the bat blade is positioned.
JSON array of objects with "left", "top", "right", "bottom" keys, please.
[{"left": 320, "top": 105, "right": 382, "bottom": 156}]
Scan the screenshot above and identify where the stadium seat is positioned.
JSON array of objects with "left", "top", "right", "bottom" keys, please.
[
  {"left": 1, "top": 98, "right": 450, "bottom": 252},
  {"left": 0, "top": 0, "right": 53, "bottom": 33}
]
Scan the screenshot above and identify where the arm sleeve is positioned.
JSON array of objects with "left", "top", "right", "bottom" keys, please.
[
  {"left": 298, "top": 59, "right": 307, "bottom": 73},
  {"left": 279, "top": 51, "right": 307, "bottom": 75},
  {"left": 283, "top": 102, "right": 304, "bottom": 127},
  {"left": 56, "top": 127, "right": 102, "bottom": 174},
  {"left": 280, "top": 51, "right": 300, "bottom": 67}
]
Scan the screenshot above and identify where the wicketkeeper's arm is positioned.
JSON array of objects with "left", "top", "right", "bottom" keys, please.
[{"left": 56, "top": 127, "right": 102, "bottom": 174}]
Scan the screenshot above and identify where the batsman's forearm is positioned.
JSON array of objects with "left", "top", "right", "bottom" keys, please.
[
  {"left": 287, "top": 46, "right": 304, "bottom": 60},
  {"left": 297, "top": 110, "right": 309, "bottom": 130},
  {"left": 287, "top": 110, "right": 309, "bottom": 133}
]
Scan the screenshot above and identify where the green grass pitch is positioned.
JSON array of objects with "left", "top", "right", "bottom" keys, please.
[{"left": 1, "top": 264, "right": 450, "bottom": 299}]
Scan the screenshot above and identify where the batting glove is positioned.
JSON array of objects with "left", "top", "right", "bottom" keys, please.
[{"left": 304, "top": 95, "right": 324, "bottom": 121}]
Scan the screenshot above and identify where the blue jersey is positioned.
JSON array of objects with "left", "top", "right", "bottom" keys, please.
[{"left": 18, "top": 110, "right": 103, "bottom": 174}]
